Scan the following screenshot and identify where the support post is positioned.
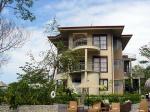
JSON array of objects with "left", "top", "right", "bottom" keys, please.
[{"left": 85, "top": 48, "right": 88, "bottom": 83}]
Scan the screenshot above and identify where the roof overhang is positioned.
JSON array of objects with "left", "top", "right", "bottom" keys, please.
[
  {"left": 58, "top": 25, "right": 124, "bottom": 36},
  {"left": 121, "top": 34, "right": 132, "bottom": 50}
]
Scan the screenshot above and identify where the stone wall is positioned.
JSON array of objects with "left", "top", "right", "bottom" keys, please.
[{"left": 0, "top": 104, "right": 67, "bottom": 112}]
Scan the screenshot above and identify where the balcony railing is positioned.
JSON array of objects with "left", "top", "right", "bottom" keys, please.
[
  {"left": 71, "top": 62, "right": 101, "bottom": 72},
  {"left": 73, "top": 38, "right": 87, "bottom": 48},
  {"left": 123, "top": 53, "right": 136, "bottom": 60}
]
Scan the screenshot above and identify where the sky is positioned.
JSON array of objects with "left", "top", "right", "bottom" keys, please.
[{"left": 0, "top": 0, "right": 150, "bottom": 83}]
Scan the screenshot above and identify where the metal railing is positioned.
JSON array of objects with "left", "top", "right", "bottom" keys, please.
[
  {"left": 73, "top": 38, "right": 87, "bottom": 48},
  {"left": 71, "top": 62, "right": 101, "bottom": 72}
]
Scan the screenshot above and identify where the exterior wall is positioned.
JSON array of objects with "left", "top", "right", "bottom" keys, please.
[
  {"left": 68, "top": 31, "right": 114, "bottom": 95},
  {"left": 87, "top": 72, "right": 99, "bottom": 95},
  {"left": 60, "top": 30, "right": 125, "bottom": 95},
  {"left": 88, "top": 33, "right": 113, "bottom": 94},
  {"left": 113, "top": 38, "right": 124, "bottom": 94}
]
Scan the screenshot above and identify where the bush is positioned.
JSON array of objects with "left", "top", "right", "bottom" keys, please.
[
  {"left": 84, "top": 94, "right": 141, "bottom": 105},
  {"left": 0, "top": 88, "right": 7, "bottom": 104}
]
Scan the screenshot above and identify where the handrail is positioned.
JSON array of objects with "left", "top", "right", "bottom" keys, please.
[
  {"left": 71, "top": 62, "right": 101, "bottom": 72},
  {"left": 73, "top": 38, "right": 87, "bottom": 48}
]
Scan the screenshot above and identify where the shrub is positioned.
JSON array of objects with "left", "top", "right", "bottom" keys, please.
[{"left": 84, "top": 94, "right": 141, "bottom": 105}]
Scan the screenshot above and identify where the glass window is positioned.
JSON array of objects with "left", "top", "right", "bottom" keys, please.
[
  {"left": 100, "top": 58, "right": 107, "bottom": 72},
  {"left": 93, "top": 57, "right": 108, "bottom": 72},
  {"left": 100, "top": 36, "right": 107, "bottom": 49},
  {"left": 100, "top": 79, "right": 108, "bottom": 90},
  {"left": 93, "top": 35, "right": 107, "bottom": 49},
  {"left": 93, "top": 57, "right": 100, "bottom": 71}
]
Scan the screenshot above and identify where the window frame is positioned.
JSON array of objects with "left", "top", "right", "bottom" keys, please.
[
  {"left": 93, "top": 34, "right": 107, "bottom": 50},
  {"left": 99, "top": 79, "right": 108, "bottom": 91},
  {"left": 93, "top": 56, "right": 108, "bottom": 73}
]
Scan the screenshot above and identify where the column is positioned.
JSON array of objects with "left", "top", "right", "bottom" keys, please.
[
  {"left": 139, "top": 77, "right": 141, "bottom": 94},
  {"left": 85, "top": 48, "right": 88, "bottom": 83},
  {"left": 130, "top": 60, "right": 133, "bottom": 89}
]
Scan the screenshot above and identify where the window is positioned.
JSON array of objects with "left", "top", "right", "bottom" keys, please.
[
  {"left": 99, "top": 79, "right": 108, "bottom": 91},
  {"left": 72, "top": 74, "right": 81, "bottom": 83},
  {"left": 100, "top": 57, "right": 107, "bottom": 72},
  {"left": 93, "top": 57, "right": 100, "bottom": 71},
  {"left": 93, "top": 57, "right": 108, "bottom": 72},
  {"left": 93, "top": 34, "right": 107, "bottom": 49}
]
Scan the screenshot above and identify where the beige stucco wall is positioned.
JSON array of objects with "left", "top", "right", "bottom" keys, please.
[
  {"left": 87, "top": 72, "right": 99, "bottom": 95},
  {"left": 65, "top": 30, "right": 124, "bottom": 95}
]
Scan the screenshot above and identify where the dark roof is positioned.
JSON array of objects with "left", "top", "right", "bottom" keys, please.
[
  {"left": 121, "top": 34, "right": 133, "bottom": 50},
  {"left": 58, "top": 25, "right": 124, "bottom": 30}
]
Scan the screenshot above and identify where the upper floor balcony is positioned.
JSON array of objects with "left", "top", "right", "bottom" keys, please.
[
  {"left": 73, "top": 38, "right": 87, "bottom": 48},
  {"left": 72, "top": 34, "right": 107, "bottom": 51},
  {"left": 70, "top": 62, "right": 101, "bottom": 73}
]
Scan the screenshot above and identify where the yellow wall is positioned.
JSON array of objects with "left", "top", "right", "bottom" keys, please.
[{"left": 66, "top": 30, "right": 124, "bottom": 95}]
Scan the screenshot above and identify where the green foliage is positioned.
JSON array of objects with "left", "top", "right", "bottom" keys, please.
[
  {"left": 5, "top": 62, "right": 55, "bottom": 109},
  {"left": 6, "top": 80, "right": 56, "bottom": 109},
  {"left": 17, "top": 62, "right": 49, "bottom": 84},
  {"left": 132, "top": 64, "right": 150, "bottom": 94},
  {"left": 5, "top": 59, "right": 79, "bottom": 109},
  {"left": 0, "top": 0, "right": 36, "bottom": 21},
  {"left": 140, "top": 43, "right": 150, "bottom": 63},
  {"left": 132, "top": 65, "right": 145, "bottom": 78},
  {"left": 58, "top": 50, "right": 82, "bottom": 73},
  {"left": 54, "top": 94, "right": 78, "bottom": 104},
  {"left": 84, "top": 94, "right": 141, "bottom": 106},
  {"left": 0, "top": 88, "right": 7, "bottom": 104}
]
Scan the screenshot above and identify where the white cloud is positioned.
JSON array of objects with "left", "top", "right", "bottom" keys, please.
[
  {"left": 54, "top": 0, "right": 150, "bottom": 64},
  {"left": 1, "top": 0, "right": 150, "bottom": 83},
  {"left": 0, "top": 27, "right": 50, "bottom": 83}
]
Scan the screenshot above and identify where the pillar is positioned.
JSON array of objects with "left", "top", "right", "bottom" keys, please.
[{"left": 85, "top": 48, "right": 88, "bottom": 83}]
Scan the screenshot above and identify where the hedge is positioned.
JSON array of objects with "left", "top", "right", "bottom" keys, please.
[{"left": 84, "top": 94, "right": 141, "bottom": 106}]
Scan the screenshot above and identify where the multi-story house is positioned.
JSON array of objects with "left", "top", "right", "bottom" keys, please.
[{"left": 48, "top": 25, "right": 135, "bottom": 95}]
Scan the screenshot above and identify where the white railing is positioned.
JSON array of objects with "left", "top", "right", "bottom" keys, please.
[{"left": 73, "top": 38, "right": 87, "bottom": 48}]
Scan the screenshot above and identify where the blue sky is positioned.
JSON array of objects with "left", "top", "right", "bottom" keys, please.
[{"left": 1, "top": 0, "right": 150, "bottom": 83}]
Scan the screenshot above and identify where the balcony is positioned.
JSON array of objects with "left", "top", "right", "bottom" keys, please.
[
  {"left": 72, "top": 38, "right": 100, "bottom": 51},
  {"left": 70, "top": 62, "right": 101, "bottom": 73},
  {"left": 73, "top": 38, "right": 87, "bottom": 48}
]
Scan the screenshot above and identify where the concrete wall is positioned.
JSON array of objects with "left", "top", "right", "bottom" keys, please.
[
  {"left": 0, "top": 104, "right": 67, "bottom": 112},
  {"left": 64, "top": 30, "right": 124, "bottom": 95}
]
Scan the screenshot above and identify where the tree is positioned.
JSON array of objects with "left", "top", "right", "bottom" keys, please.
[
  {"left": 0, "top": 17, "right": 27, "bottom": 68},
  {"left": 17, "top": 62, "right": 50, "bottom": 84},
  {"left": 0, "top": 0, "right": 36, "bottom": 68},
  {"left": 44, "top": 17, "right": 59, "bottom": 36},
  {"left": 132, "top": 65, "right": 145, "bottom": 78},
  {"left": 7, "top": 62, "right": 56, "bottom": 109},
  {"left": 140, "top": 42, "right": 150, "bottom": 64},
  {"left": 0, "top": 0, "right": 36, "bottom": 21}
]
